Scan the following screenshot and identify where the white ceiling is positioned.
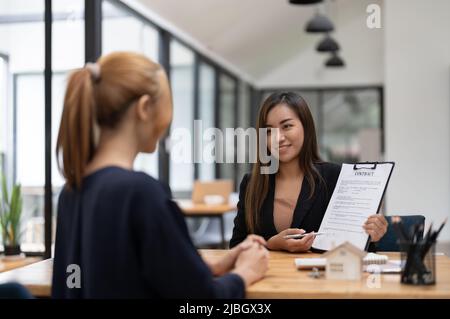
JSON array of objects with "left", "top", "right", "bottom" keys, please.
[{"left": 136, "top": 0, "right": 355, "bottom": 82}]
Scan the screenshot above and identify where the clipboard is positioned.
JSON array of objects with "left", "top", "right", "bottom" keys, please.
[{"left": 312, "top": 161, "right": 395, "bottom": 252}]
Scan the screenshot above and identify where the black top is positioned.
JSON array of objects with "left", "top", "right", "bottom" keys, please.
[
  {"left": 52, "top": 167, "right": 244, "bottom": 299},
  {"left": 230, "top": 162, "right": 376, "bottom": 251}
]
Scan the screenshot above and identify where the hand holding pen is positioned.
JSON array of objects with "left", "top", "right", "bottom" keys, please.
[{"left": 268, "top": 228, "right": 317, "bottom": 253}]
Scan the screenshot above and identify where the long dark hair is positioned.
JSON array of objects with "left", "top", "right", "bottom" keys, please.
[{"left": 244, "top": 92, "right": 323, "bottom": 233}]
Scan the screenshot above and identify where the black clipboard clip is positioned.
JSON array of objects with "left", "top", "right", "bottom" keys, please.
[{"left": 353, "top": 161, "right": 378, "bottom": 170}]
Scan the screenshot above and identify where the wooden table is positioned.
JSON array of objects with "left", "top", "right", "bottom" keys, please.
[
  {"left": 0, "top": 257, "right": 41, "bottom": 273},
  {"left": 1, "top": 250, "right": 449, "bottom": 298},
  {"left": 0, "top": 258, "right": 52, "bottom": 297},
  {"left": 176, "top": 200, "right": 236, "bottom": 248},
  {"left": 200, "top": 250, "right": 450, "bottom": 299}
]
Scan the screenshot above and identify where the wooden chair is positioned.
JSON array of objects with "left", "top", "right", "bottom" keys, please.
[
  {"left": 188, "top": 179, "right": 234, "bottom": 248},
  {"left": 191, "top": 179, "right": 233, "bottom": 204}
]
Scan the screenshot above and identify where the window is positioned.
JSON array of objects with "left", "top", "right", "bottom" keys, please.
[
  {"left": 0, "top": 0, "right": 45, "bottom": 252},
  {"left": 198, "top": 62, "right": 215, "bottom": 181},
  {"left": 218, "top": 73, "right": 236, "bottom": 184},
  {"left": 0, "top": 55, "right": 8, "bottom": 177},
  {"left": 169, "top": 40, "right": 195, "bottom": 193},
  {"left": 103, "top": 1, "right": 158, "bottom": 61},
  {"left": 0, "top": 0, "right": 86, "bottom": 253},
  {"left": 103, "top": 0, "right": 160, "bottom": 179},
  {"left": 236, "top": 82, "right": 252, "bottom": 185},
  {"left": 322, "top": 89, "right": 382, "bottom": 163}
]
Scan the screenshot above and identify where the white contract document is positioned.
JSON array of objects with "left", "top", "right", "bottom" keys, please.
[{"left": 312, "top": 162, "right": 395, "bottom": 251}]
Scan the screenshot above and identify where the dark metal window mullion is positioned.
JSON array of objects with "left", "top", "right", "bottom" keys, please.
[
  {"left": 12, "top": 74, "right": 17, "bottom": 185},
  {"left": 233, "top": 79, "right": 239, "bottom": 191},
  {"left": 193, "top": 54, "right": 200, "bottom": 181},
  {"left": 158, "top": 29, "right": 170, "bottom": 184},
  {"left": 317, "top": 90, "right": 324, "bottom": 151},
  {"left": 44, "top": 0, "right": 52, "bottom": 259},
  {"left": 379, "top": 87, "right": 385, "bottom": 155},
  {"left": 250, "top": 87, "right": 261, "bottom": 128},
  {"left": 214, "top": 69, "right": 220, "bottom": 179},
  {"left": 85, "top": 0, "right": 102, "bottom": 63}
]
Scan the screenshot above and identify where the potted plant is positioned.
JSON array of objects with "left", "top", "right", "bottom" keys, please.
[{"left": 0, "top": 172, "right": 23, "bottom": 256}]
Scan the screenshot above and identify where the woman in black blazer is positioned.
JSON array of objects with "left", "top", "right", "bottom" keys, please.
[{"left": 230, "top": 92, "right": 388, "bottom": 252}]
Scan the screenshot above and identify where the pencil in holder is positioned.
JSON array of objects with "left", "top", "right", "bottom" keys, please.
[{"left": 399, "top": 241, "right": 436, "bottom": 285}]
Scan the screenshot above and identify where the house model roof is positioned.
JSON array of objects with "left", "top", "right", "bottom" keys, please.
[{"left": 322, "top": 241, "right": 366, "bottom": 258}]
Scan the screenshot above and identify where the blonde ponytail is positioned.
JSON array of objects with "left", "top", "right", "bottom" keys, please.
[{"left": 56, "top": 67, "right": 97, "bottom": 189}]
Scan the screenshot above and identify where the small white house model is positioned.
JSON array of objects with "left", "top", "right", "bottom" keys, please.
[{"left": 323, "top": 242, "right": 365, "bottom": 280}]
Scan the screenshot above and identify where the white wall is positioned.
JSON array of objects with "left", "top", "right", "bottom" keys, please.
[
  {"left": 257, "top": 0, "right": 383, "bottom": 88},
  {"left": 384, "top": 0, "right": 450, "bottom": 241}
]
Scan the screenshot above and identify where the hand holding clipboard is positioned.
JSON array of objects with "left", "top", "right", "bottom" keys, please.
[{"left": 312, "top": 162, "right": 395, "bottom": 252}]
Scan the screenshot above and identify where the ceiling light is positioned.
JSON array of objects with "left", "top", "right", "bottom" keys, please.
[
  {"left": 316, "top": 35, "right": 340, "bottom": 52},
  {"left": 325, "top": 54, "right": 345, "bottom": 67},
  {"left": 305, "top": 13, "right": 334, "bottom": 33},
  {"left": 289, "top": 0, "right": 323, "bottom": 4}
]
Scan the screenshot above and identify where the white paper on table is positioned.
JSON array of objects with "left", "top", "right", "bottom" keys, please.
[{"left": 312, "top": 162, "right": 394, "bottom": 251}]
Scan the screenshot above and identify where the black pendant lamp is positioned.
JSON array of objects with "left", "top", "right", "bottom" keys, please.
[
  {"left": 289, "top": 0, "right": 323, "bottom": 4},
  {"left": 316, "top": 35, "right": 340, "bottom": 52},
  {"left": 305, "top": 13, "right": 334, "bottom": 33},
  {"left": 325, "top": 53, "right": 345, "bottom": 67}
]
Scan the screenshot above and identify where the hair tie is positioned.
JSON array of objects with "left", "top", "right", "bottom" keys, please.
[{"left": 85, "top": 62, "right": 101, "bottom": 82}]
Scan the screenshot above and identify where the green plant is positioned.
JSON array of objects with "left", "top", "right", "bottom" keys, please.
[{"left": 0, "top": 172, "right": 23, "bottom": 247}]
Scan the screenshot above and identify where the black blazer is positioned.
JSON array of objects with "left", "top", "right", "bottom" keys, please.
[{"left": 230, "top": 162, "right": 341, "bottom": 248}]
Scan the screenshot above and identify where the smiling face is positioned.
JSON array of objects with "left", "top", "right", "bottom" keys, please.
[{"left": 265, "top": 103, "right": 304, "bottom": 164}]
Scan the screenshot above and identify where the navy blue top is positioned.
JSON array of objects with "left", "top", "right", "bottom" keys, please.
[{"left": 52, "top": 167, "right": 244, "bottom": 298}]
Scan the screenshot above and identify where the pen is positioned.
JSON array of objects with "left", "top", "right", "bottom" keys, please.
[
  {"left": 421, "top": 217, "right": 448, "bottom": 258},
  {"left": 411, "top": 224, "right": 423, "bottom": 244},
  {"left": 423, "top": 222, "right": 433, "bottom": 244},
  {"left": 284, "top": 232, "right": 325, "bottom": 239},
  {"left": 431, "top": 217, "right": 447, "bottom": 242}
]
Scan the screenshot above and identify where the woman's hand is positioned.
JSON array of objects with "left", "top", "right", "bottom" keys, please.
[
  {"left": 363, "top": 214, "right": 388, "bottom": 242},
  {"left": 266, "top": 228, "right": 315, "bottom": 253},
  {"left": 232, "top": 242, "right": 269, "bottom": 287},
  {"left": 206, "top": 235, "right": 266, "bottom": 276},
  {"left": 236, "top": 234, "right": 267, "bottom": 250}
]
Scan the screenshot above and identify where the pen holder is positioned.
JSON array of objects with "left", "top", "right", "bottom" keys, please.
[{"left": 399, "top": 241, "right": 436, "bottom": 285}]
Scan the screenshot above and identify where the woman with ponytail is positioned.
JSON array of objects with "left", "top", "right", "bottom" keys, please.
[
  {"left": 52, "top": 52, "right": 268, "bottom": 298},
  {"left": 230, "top": 92, "right": 388, "bottom": 253}
]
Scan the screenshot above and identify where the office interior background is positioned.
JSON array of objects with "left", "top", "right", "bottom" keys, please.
[{"left": 0, "top": 0, "right": 449, "bottom": 258}]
